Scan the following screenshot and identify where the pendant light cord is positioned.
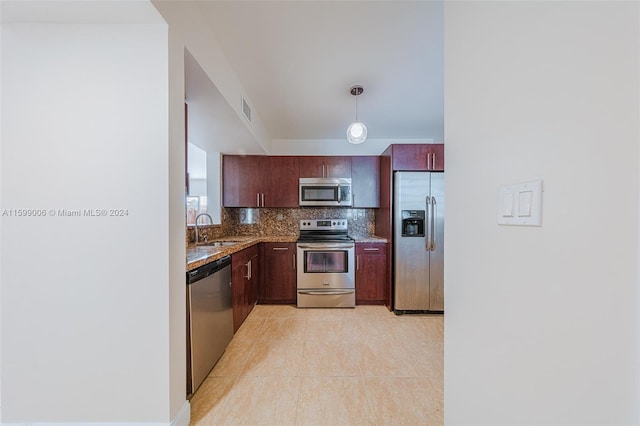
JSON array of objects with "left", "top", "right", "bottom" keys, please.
[{"left": 355, "top": 93, "right": 359, "bottom": 122}]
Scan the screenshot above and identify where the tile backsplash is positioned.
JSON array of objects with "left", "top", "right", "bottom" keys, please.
[{"left": 187, "top": 207, "right": 376, "bottom": 245}]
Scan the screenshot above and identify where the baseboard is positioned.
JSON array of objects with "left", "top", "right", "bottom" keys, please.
[
  {"left": 171, "top": 401, "right": 191, "bottom": 426},
  {"left": 1, "top": 401, "right": 190, "bottom": 426},
  {"left": 3, "top": 423, "right": 173, "bottom": 426}
]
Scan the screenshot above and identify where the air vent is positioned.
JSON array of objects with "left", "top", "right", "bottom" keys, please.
[{"left": 241, "top": 96, "right": 252, "bottom": 124}]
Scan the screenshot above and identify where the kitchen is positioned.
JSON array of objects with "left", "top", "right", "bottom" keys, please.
[
  {"left": 185, "top": 147, "right": 445, "bottom": 423},
  {"left": 181, "top": 2, "right": 446, "bottom": 421},
  {"left": 3, "top": 1, "right": 638, "bottom": 425}
]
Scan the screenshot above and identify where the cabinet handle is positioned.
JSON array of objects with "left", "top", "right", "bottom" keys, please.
[
  {"left": 261, "top": 193, "right": 265, "bottom": 207},
  {"left": 256, "top": 193, "right": 260, "bottom": 207},
  {"left": 356, "top": 255, "right": 360, "bottom": 270},
  {"left": 245, "top": 260, "right": 251, "bottom": 280},
  {"left": 298, "top": 290, "right": 354, "bottom": 296},
  {"left": 272, "top": 247, "right": 289, "bottom": 251},
  {"left": 322, "top": 164, "right": 326, "bottom": 177},
  {"left": 363, "top": 248, "right": 379, "bottom": 251},
  {"left": 293, "top": 254, "right": 296, "bottom": 270},
  {"left": 426, "top": 153, "right": 432, "bottom": 170},
  {"left": 433, "top": 153, "right": 437, "bottom": 170}
]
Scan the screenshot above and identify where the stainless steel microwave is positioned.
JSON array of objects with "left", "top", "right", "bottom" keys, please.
[{"left": 299, "top": 178, "right": 352, "bottom": 207}]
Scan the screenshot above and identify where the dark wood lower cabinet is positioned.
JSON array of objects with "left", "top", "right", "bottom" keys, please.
[
  {"left": 232, "top": 245, "right": 259, "bottom": 332},
  {"left": 260, "top": 242, "right": 297, "bottom": 304},
  {"left": 229, "top": 240, "right": 386, "bottom": 321},
  {"left": 355, "top": 242, "right": 387, "bottom": 305}
]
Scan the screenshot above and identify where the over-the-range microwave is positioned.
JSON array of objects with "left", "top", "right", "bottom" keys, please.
[{"left": 299, "top": 178, "right": 352, "bottom": 207}]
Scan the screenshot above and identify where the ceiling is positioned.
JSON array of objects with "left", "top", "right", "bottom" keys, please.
[
  {"left": 2, "top": 0, "right": 445, "bottom": 149},
  {"left": 194, "top": 1, "right": 444, "bottom": 144}
]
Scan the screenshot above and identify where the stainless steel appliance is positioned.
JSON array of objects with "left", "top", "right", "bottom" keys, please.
[
  {"left": 299, "top": 178, "right": 352, "bottom": 207},
  {"left": 186, "top": 256, "right": 233, "bottom": 397},
  {"left": 393, "top": 171, "right": 444, "bottom": 313},
  {"left": 296, "top": 219, "right": 355, "bottom": 307}
]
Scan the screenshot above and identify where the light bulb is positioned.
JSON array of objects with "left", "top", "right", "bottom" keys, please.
[{"left": 347, "top": 122, "right": 367, "bottom": 144}]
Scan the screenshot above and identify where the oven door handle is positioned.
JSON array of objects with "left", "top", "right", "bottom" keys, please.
[
  {"left": 297, "top": 290, "right": 355, "bottom": 295},
  {"left": 297, "top": 244, "right": 354, "bottom": 249}
]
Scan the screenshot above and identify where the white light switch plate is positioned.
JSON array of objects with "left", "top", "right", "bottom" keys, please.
[{"left": 498, "top": 179, "right": 543, "bottom": 226}]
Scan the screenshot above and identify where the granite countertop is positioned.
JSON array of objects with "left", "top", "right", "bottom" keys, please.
[
  {"left": 187, "top": 235, "right": 298, "bottom": 271},
  {"left": 353, "top": 236, "right": 388, "bottom": 243},
  {"left": 186, "top": 234, "right": 388, "bottom": 271}
]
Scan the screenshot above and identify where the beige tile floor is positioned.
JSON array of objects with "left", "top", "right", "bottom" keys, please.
[{"left": 190, "top": 304, "right": 443, "bottom": 425}]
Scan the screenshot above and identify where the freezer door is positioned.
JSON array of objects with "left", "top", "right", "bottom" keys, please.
[
  {"left": 393, "top": 172, "right": 431, "bottom": 310},
  {"left": 428, "top": 173, "right": 445, "bottom": 311}
]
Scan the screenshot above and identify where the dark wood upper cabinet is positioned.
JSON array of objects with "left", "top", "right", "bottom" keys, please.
[
  {"left": 223, "top": 145, "right": 441, "bottom": 210},
  {"left": 264, "top": 156, "right": 299, "bottom": 207},
  {"left": 390, "top": 144, "right": 444, "bottom": 171},
  {"left": 223, "top": 155, "right": 299, "bottom": 207},
  {"left": 298, "top": 156, "right": 352, "bottom": 178},
  {"left": 222, "top": 155, "right": 265, "bottom": 207},
  {"left": 325, "top": 156, "right": 352, "bottom": 178},
  {"left": 351, "top": 156, "right": 380, "bottom": 208}
]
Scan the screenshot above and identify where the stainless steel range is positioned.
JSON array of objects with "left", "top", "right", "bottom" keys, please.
[{"left": 296, "top": 219, "right": 355, "bottom": 308}]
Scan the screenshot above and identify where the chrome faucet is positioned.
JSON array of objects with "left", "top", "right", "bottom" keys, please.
[{"left": 194, "top": 213, "right": 213, "bottom": 245}]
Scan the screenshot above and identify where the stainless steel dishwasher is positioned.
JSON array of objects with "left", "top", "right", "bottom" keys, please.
[{"left": 186, "top": 255, "right": 233, "bottom": 397}]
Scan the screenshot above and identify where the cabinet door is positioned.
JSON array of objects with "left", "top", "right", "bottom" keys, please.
[
  {"left": 298, "top": 156, "right": 352, "bottom": 178},
  {"left": 231, "top": 260, "right": 247, "bottom": 332},
  {"left": 391, "top": 144, "right": 444, "bottom": 171},
  {"left": 355, "top": 243, "right": 387, "bottom": 304},
  {"left": 325, "top": 156, "right": 352, "bottom": 178},
  {"left": 232, "top": 246, "right": 257, "bottom": 332},
  {"left": 247, "top": 251, "right": 259, "bottom": 312},
  {"left": 264, "top": 157, "right": 299, "bottom": 207},
  {"left": 298, "top": 157, "right": 325, "bottom": 178},
  {"left": 223, "top": 155, "right": 264, "bottom": 207},
  {"left": 262, "top": 243, "right": 297, "bottom": 303},
  {"left": 351, "top": 156, "right": 380, "bottom": 208}
]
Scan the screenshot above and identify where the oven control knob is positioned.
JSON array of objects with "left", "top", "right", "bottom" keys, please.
[{"left": 332, "top": 221, "right": 336, "bottom": 225}]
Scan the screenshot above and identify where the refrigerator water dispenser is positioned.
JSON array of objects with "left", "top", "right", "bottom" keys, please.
[{"left": 401, "top": 210, "right": 425, "bottom": 237}]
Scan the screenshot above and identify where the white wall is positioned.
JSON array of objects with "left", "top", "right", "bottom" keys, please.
[
  {"left": 444, "top": 1, "right": 639, "bottom": 424},
  {"left": 0, "top": 4, "right": 182, "bottom": 423},
  {"left": 154, "top": 1, "right": 270, "bottom": 156},
  {"left": 207, "top": 152, "right": 222, "bottom": 224}
]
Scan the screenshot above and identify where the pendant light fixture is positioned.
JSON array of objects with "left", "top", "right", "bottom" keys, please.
[{"left": 346, "top": 85, "right": 367, "bottom": 144}]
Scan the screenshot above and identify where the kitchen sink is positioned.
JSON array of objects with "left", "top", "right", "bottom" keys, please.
[{"left": 198, "top": 241, "right": 241, "bottom": 247}]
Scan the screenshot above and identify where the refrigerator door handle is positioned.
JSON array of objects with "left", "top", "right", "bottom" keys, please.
[
  {"left": 431, "top": 196, "right": 437, "bottom": 251},
  {"left": 425, "top": 196, "right": 432, "bottom": 251}
]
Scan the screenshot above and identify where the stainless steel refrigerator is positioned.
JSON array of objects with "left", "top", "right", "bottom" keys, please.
[{"left": 393, "top": 171, "right": 444, "bottom": 312}]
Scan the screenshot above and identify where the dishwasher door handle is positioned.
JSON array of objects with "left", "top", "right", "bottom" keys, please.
[{"left": 297, "top": 289, "right": 355, "bottom": 295}]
